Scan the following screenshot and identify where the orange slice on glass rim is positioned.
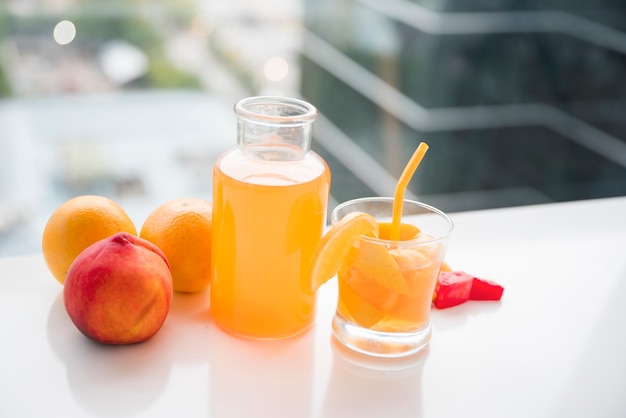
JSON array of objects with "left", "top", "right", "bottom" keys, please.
[{"left": 309, "top": 212, "right": 378, "bottom": 292}]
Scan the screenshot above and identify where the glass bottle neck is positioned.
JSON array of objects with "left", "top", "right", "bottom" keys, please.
[{"left": 235, "top": 96, "right": 318, "bottom": 161}]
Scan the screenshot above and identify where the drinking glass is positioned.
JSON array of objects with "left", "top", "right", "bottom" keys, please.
[{"left": 331, "top": 197, "right": 453, "bottom": 358}]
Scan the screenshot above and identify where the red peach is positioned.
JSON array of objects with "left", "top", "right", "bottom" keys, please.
[{"left": 63, "top": 232, "right": 173, "bottom": 344}]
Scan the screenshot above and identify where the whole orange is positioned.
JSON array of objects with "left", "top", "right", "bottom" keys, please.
[
  {"left": 140, "top": 198, "right": 212, "bottom": 293},
  {"left": 42, "top": 195, "right": 137, "bottom": 284}
]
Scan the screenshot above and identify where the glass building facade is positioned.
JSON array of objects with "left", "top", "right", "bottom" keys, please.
[{"left": 301, "top": 0, "right": 626, "bottom": 211}]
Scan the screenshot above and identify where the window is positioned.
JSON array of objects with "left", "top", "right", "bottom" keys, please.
[{"left": 1, "top": 0, "right": 625, "bottom": 255}]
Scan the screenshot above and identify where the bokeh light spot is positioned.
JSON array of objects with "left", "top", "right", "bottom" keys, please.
[
  {"left": 263, "top": 57, "right": 289, "bottom": 82},
  {"left": 53, "top": 20, "right": 76, "bottom": 45}
]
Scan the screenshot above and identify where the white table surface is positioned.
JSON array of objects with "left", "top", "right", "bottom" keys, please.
[{"left": 2, "top": 197, "right": 626, "bottom": 418}]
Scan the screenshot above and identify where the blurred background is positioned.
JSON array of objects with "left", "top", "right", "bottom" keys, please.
[{"left": 1, "top": 0, "right": 625, "bottom": 256}]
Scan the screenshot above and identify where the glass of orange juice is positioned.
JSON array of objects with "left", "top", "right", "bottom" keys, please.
[{"left": 331, "top": 197, "right": 453, "bottom": 358}]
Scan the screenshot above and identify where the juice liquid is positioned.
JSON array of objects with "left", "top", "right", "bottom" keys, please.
[
  {"left": 336, "top": 230, "right": 443, "bottom": 332},
  {"left": 211, "top": 147, "right": 330, "bottom": 339}
]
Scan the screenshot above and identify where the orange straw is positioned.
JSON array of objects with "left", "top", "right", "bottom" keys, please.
[{"left": 390, "top": 142, "right": 429, "bottom": 240}]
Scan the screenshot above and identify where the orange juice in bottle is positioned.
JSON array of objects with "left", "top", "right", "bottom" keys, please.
[{"left": 211, "top": 96, "right": 330, "bottom": 339}]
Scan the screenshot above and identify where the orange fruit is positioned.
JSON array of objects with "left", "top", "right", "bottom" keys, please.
[
  {"left": 42, "top": 195, "right": 137, "bottom": 284},
  {"left": 140, "top": 198, "right": 212, "bottom": 293},
  {"left": 308, "top": 212, "right": 378, "bottom": 292}
]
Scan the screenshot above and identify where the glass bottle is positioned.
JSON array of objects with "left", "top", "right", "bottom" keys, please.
[{"left": 211, "top": 96, "right": 331, "bottom": 339}]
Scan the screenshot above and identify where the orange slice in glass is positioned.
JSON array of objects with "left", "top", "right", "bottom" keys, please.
[
  {"left": 345, "top": 268, "right": 400, "bottom": 314},
  {"left": 378, "top": 222, "right": 420, "bottom": 240},
  {"left": 389, "top": 248, "right": 431, "bottom": 281},
  {"left": 309, "top": 212, "right": 378, "bottom": 292},
  {"left": 352, "top": 240, "right": 411, "bottom": 295},
  {"left": 338, "top": 271, "right": 386, "bottom": 328}
]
